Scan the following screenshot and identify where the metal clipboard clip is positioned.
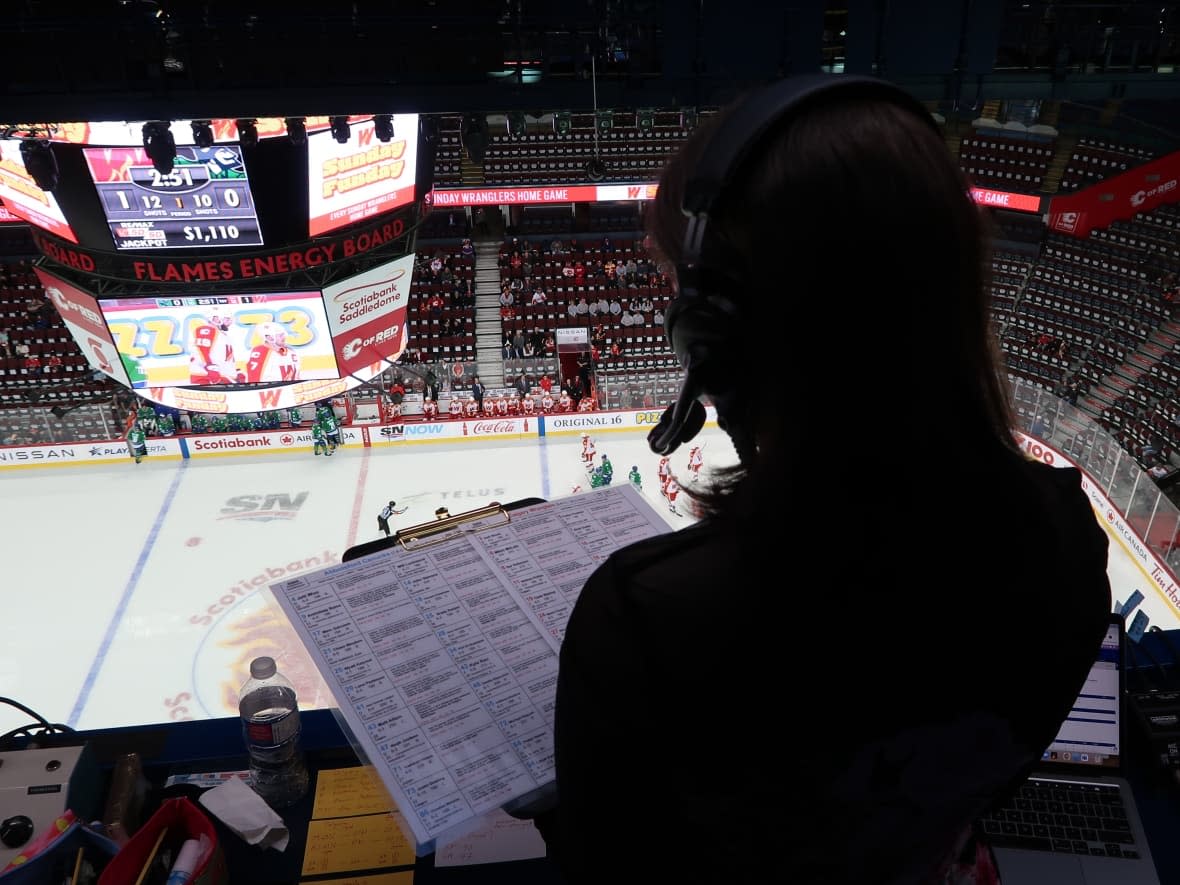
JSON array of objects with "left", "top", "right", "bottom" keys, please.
[{"left": 395, "top": 502, "right": 511, "bottom": 551}]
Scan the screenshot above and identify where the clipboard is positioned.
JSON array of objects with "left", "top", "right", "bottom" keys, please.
[{"left": 343, "top": 497, "right": 546, "bottom": 563}]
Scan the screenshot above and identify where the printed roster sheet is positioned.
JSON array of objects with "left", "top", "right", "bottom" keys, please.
[{"left": 270, "top": 484, "right": 670, "bottom": 851}]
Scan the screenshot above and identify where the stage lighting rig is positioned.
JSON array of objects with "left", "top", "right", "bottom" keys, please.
[
  {"left": 141, "top": 121, "right": 176, "bottom": 174},
  {"left": 19, "top": 139, "right": 58, "bottom": 191},
  {"left": 235, "top": 118, "right": 258, "bottom": 147},
  {"left": 373, "top": 114, "right": 393, "bottom": 142},
  {"left": 191, "top": 119, "right": 214, "bottom": 148},
  {"left": 330, "top": 116, "right": 351, "bottom": 144},
  {"left": 285, "top": 117, "right": 307, "bottom": 146}
]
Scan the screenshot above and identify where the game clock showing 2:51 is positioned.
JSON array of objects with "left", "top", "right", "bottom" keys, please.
[{"left": 84, "top": 145, "right": 265, "bottom": 251}]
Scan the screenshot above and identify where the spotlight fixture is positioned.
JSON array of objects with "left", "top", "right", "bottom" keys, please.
[
  {"left": 508, "top": 111, "right": 526, "bottom": 139},
  {"left": 330, "top": 116, "right": 351, "bottom": 144},
  {"left": 285, "top": 117, "right": 307, "bottom": 146},
  {"left": 141, "top": 121, "right": 176, "bottom": 174},
  {"left": 19, "top": 139, "right": 58, "bottom": 191},
  {"left": 235, "top": 118, "right": 258, "bottom": 147},
  {"left": 554, "top": 112, "right": 571, "bottom": 136},
  {"left": 585, "top": 158, "right": 606, "bottom": 182},
  {"left": 461, "top": 113, "right": 489, "bottom": 164},
  {"left": 191, "top": 119, "right": 214, "bottom": 148},
  {"left": 596, "top": 110, "right": 613, "bottom": 136},
  {"left": 373, "top": 114, "right": 394, "bottom": 143}
]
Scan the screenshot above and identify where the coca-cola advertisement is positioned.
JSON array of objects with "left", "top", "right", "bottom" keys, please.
[{"left": 461, "top": 418, "right": 530, "bottom": 438}]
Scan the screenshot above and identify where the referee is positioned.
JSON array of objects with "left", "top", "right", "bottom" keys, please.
[{"left": 377, "top": 500, "right": 404, "bottom": 536}]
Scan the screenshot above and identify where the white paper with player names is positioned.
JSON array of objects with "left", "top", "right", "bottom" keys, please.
[{"left": 268, "top": 483, "right": 669, "bottom": 853}]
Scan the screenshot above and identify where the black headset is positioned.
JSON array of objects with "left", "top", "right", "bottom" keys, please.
[{"left": 646, "top": 73, "right": 939, "bottom": 459}]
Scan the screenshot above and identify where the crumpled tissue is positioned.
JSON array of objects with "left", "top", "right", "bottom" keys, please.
[{"left": 198, "top": 776, "right": 290, "bottom": 852}]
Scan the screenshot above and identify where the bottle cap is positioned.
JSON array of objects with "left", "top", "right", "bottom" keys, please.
[{"left": 250, "top": 656, "right": 276, "bottom": 679}]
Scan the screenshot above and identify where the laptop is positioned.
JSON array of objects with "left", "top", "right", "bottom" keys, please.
[{"left": 980, "top": 613, "right": 1161, "bottom": 884}]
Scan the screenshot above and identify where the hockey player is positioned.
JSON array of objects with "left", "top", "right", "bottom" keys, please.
[
  {"left": 589, "top": 466, "right": 608, "bottom": 489},
  {"left": 657, "top": 456, "right": 672, "bottom": 498},
  {"left": 495, "top": 395, "right": 509, "bottom": 417},
  {"left": 556, "top": 389, "right": 573, "bottom": 412},
  {"left": 580, "top": 433, "right": 596, "bottom": 465},
  {"left": 577, "top": 394, "right": 596, "bottom": 412},
  {"left": 507, "top": 393, "right": 521, "bottom": 415},
  {"left": 665, "top": 476, "right": 682, "bottom": 515},
  {"left": 318, "top": 408, "right": 341, "bottom": 452},
  {"left": 628, "top": 465, "right": 642, "bottom": 489},
  {"left": 687, "top": 445, "right": 704, "bottom": 482},
  {"left": 422, "top": 396, "right": 439, "bottom": 421},
  {"left": 540, "top": 391, "right": 555, "bottom": 413},
  {"left": 287, "top": 406, "right": 303, "bottom": 427},
  {"left": 464, "top": 396, "right": 479, "bottom": 417},
  {"left": 126, "top": 420, "right": 147, "bottom": 464},
  {"left": 311, "top": 421, "right": 330, "bottom": 456},
  {"left": 482, "top": 396, "right": 497, "bottom": 417},
  {"left": 448, "top": 396, "right": 463, "bottom": 419},
  {"left": 245, "top": 322, "right": 299, "bottom": 383},
  {"left": 189, "top": 312, "right": 243, "bottom": 384},
  {"left": 521, "top": 395, "right": 536, "bottom": 415},
  {"left": 599, "top": 454, "right": 613, "bottom": 484}
]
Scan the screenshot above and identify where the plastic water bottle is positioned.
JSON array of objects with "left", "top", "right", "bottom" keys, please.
[{"left": 238, "top": 656, "right": 309, "bottom": 807}]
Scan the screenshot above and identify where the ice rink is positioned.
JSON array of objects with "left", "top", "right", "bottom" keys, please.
[
  {"left": 0, "top": 427, "right": 735, "bottom": 735},
  {"left": 1, "top": 425, "right": 1175, "bottom": 736}
]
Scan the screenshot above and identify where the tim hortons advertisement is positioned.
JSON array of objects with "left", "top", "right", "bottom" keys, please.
[
  {"left": 33, "top": 266, "right": 131, "bottom": 386},
  {"left": 321, "top": 254, "right": 414, "bottom": 375},
  {"left": 1048, "top": 149, "right": 1180, "bottom": 238}
]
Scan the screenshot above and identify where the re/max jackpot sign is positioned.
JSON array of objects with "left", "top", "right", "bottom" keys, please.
[{"left": 31, "top": 214, "right": 408, "bottom": 284}]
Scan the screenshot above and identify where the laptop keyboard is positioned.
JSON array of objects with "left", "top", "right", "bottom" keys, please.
[{"left": 978, "top": 778, "right": 1140, "bottom": 860}]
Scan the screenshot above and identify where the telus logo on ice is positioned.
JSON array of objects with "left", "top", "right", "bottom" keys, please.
[{"left": 219, "top": 492, "right": 310, "bottom": 522}]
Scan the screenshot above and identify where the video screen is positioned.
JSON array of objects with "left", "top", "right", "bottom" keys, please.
[
  {"left": 83, "top": 145, "right": 264, "bottom": 251},
  {"left": 307, "top": 115, "right": 419, "bottom": 237},
  {"left": 98, "top": 292, "right": 340, "bottom": 388},
  {"left": 0, "top": 141, "right": 79, "bottom": 243}
]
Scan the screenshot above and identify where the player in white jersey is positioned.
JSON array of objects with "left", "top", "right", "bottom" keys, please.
[
  {"left": 664, "top": 476, "right": 681, "bottom": 515},
  {"left": 189, "top": 313, "right": 243, "bottom": 384},
  {"left": 581, "top": 433, "right": 596, "bottom": 465},
  {"left": 422, "top": 396, "right": 439, "bottom": 420},
  {"left": 448, "top": 396, "right": 463, "bottom": 419},
  {"left": 687, "top": 445, "right": 704, "bottom": 481},
  {"left": 657, "top": 456, "right": 672, "bottom": 497},
  {"left": 245, "top": 322, "right": 300, "bottom": 383}
]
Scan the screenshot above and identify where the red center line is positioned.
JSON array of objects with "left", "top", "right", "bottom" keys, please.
[{"left": 346, "top": 447, "right": 371, "bottom": 550}]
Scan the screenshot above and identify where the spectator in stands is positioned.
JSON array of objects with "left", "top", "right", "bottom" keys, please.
[
  {"left": 24, "top": 353, "right": 41, "bottom": 372},
  {"left": 530, "top": 286, "right": 546, "bottom": 306},
  {"left": 596, "top": 295, "right": 608, "bottom": 315},
  {"left": 45, "top": 354, "right": 62, "bottom": 375},
  {"left": 0, "top": 328, "right": 10, "bottom": 358},
  {"left": 575, "top": 297, "right": 589, "bottom": 316},
  {"left": 620, "top": 309, "right": 634, "bottom": 326},
  {"left": 587, "top": 299, "right": 599, "bottom": 317},
  {"left": 566, "top": 300, "right": 579, "bottom": 319},
  {"left": 521, "top": 75, "right": 1112, "bottom": 884},
  {"left": 539, "top": 374, "right": 553, "bottom": 396},
  {"left": 609, "top": 298, "right": 621, "bottom": 317},
  {"left": 460, "top": 237, "right": 474, "bottom": 257},
  {"left": 14, "top": 340, "right": 29, "bottom": 359},
  {"left": 653, "top": 307, "right": 665, "bottom": 326}
]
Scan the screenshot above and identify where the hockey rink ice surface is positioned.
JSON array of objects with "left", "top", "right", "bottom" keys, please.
[{"left": 1, "top": 426, "right": 1176, "bottom": 736}]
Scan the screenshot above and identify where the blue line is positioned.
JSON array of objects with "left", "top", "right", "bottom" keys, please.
[
  {"left": 539, "top": 432, "right": 552, "bottom": 501},
  {"left": 538, "top": 414, "right": 546, "bottom": 437},
  {"left": 68, "top": 461, "right": 189, "bottom": 727},
  {"left": 178, "top": 436, "right": 190, "bottom": 458}
]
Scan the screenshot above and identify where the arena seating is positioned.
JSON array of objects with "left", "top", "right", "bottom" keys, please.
[
  {"left": 958, "top": 132, "right": 1052, "bottom": 191},
  {"left": 1058, "top": 136, "right": 1157, "bottom": 193}
]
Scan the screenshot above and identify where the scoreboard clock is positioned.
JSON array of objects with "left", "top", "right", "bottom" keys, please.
[{"left": 83, "top": 144, "right": 264, "bottom": 251}]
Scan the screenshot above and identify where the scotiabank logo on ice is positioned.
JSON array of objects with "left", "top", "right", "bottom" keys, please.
[{"left": 192, "top": 436, "right": 272, "bottom": 451}]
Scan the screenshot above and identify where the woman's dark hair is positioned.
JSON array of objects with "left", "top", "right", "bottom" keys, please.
[{"left": 646, "top": 93, "right": 1014, "bottom": 521}]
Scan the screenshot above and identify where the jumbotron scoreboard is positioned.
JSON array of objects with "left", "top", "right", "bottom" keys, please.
[{"left": 83, "top": 145, "right": 263, "bottom": 251}]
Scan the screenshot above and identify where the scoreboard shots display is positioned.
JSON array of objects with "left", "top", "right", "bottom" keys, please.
[
  {"left": 98, "top": 292, "right": 340, "bottom": 388},
  {"left": 83, "top": 145, "right": 263, "bottom": 251}
]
